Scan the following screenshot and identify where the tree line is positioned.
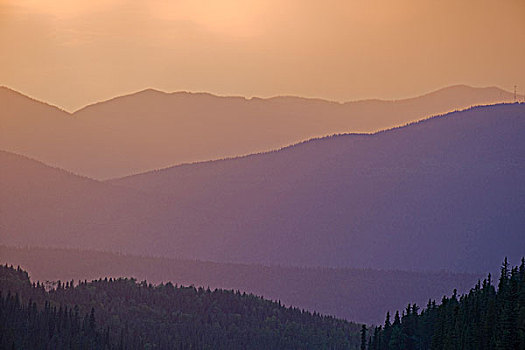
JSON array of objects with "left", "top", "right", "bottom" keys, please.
[
  {"left": 3, "top": 258, "right": 524, "bottom": 349},
  {"left": 0, "top": 264, "right": 360, "bottom": 349}
]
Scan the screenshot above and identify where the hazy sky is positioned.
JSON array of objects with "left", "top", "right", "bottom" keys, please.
[{"left": 1, "top": 0, "right": 524, "bottom": 111}]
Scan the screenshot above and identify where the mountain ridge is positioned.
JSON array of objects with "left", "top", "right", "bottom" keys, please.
[
  {"left": 2, "top": 84, "right": 517, "bottom": 114},
  {"left": 1, "top": 85, "right": 521, "bottom": 179},
  {"left": 2, "top": 103, "right": 523, "bottom": 274},
  {"left": 0, "top": 86, "right": 69, "bottom": 115},
  {"left": 111, "top": 103, "right": 519, "bottom": 181},
  {"left": 106, "top": 104, "right": 525, "bottom": 272},
  {"left": 72, "top": 84, "right": 520, "bottom": 115}
]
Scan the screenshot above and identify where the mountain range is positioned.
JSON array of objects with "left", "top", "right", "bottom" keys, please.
[
  {"left": 2, "top": 103, "right": 524, "bottom": 273},
  {"left": 1, "top": 85, "right": 520, "bottom": 179}
]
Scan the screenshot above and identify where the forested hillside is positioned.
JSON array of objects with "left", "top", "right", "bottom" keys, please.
[
  {"left": 363, "top": 258, "right": 525, "bottom": 350},
  {"left": 0, "top": 246, "right": 480, "bottom": 325},
  {"left": 0, "top": 265, "right": 361, "bottom": 349}
]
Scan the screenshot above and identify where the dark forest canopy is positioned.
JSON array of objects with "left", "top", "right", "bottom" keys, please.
[
  {"left": 363, "top": 258, "right": 525, "bottom": 350},
  {"left": 0, "top": 265, "right": 361, "bottom": 349},
  {"left": 1, "top": 259, "right": 524, "bottom": 349}
]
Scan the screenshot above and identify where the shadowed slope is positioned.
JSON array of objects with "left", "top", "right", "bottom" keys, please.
[
  {"left": 1, "top": 85, "right": 520, "bottom": 179},
  {"left": 110, "top": 104, "right": 525, "bottom": 273}
]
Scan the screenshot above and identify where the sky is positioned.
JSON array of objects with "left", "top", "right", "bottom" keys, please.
[{"left": 1, "top": 0, "right": 524, "bottom": 111}]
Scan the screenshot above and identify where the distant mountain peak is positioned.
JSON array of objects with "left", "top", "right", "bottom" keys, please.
[
  {"left": 422, "top": 84, "right": 510, "bottom": 98},
  {"left": 135, "top": 87, "right": 166, "bottom": 95},
  {"left": 2, "top": 84, "right": 522, "bottom": 179}
]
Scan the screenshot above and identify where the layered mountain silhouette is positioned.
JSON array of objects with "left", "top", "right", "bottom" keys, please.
[
  {"left": 0, "top": 150, "right": 165, "bottom": 252},
  {"left": 2, "top": 103, "right": 524, "bottom": 273},
  {"left": 0, "top": 246, "right": 481, "bottom": 324},
  {"left": 1, "top": 85, "right": 520, "bottom": 179}
]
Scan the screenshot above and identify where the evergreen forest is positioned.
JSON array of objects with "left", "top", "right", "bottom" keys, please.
[
  {"left": 363, "top": 258, "right": 525, "bottom": 350},
  {"left": 0, "top": 264, "right": 361, "bottom": 349},
  {"left": 2, "top": 258, "right": 524, "bottom": 349}
]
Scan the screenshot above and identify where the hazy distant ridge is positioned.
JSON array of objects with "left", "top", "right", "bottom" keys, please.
[{"left": 1, "top": 85, "right": 520, "bottom": 179}]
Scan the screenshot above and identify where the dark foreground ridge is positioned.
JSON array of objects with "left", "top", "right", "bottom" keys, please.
[
  {"left": 1, "top": 259, "right": 523, "bottom": 349},
  {"left": 0, "top": 265, "right": 361, "bottom": 349}
]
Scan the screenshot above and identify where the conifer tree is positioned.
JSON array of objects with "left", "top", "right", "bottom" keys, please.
[
  {"left": 361, "top": 324, "right": 368, "bottom": 350},
  {"left": 369, "top": 258, "right": 525, "bottom": 350}
]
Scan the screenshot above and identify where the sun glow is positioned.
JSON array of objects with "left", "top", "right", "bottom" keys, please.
[
  {"left": 1, "top": 0, "right": 524, "bottom": 111},
  {"left": 147, "top": 0, "right": 269, "bottom": 38}
]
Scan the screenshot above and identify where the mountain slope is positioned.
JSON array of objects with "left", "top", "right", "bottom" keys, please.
[
  {"left": 1, "top": 85, "right": 520, "bottom": 179},
  {"left": 0, "top": 264, "right": 362, "bottom": 349},
  {"left": 0, "top": 246, "right": 481, "bottom": 324},
  {"left": 109, "top": 103, "right": 525, "bottom": 273},
  {"left": 0, "top": 150, "right": 162, "bottom": 253},
  {"left": 1, "top": 104, "right": 524, "bottom": 273}
]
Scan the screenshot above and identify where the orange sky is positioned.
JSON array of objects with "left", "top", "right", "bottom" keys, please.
[{"left": 1, "top": 0, "right": 524, "bottom": 111}]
